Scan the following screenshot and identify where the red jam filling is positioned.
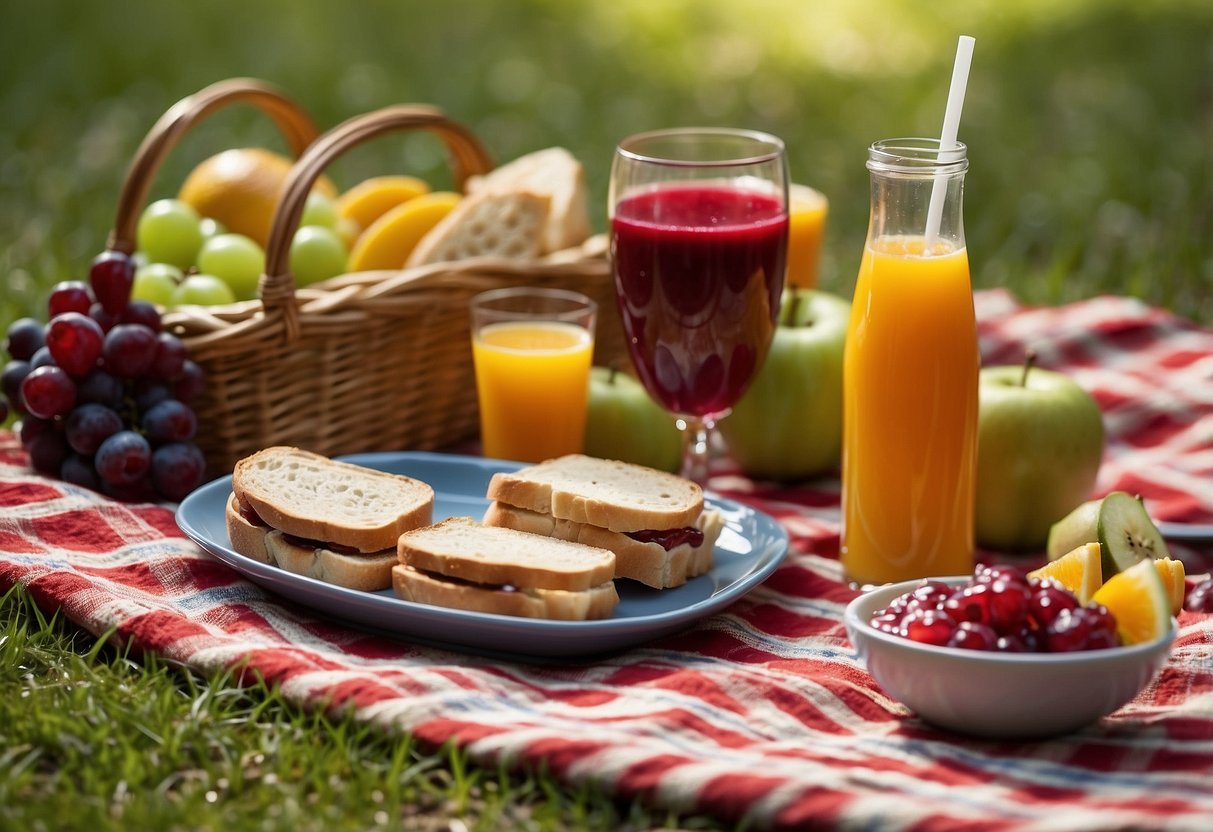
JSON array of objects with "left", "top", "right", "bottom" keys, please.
[
  {"left": 417, "top": 568, "right": 517, "bottom": 593},
  {"left": 625, "top": 526, "right": 704, "bottom": 551},
  {"left": 237, "top": 498, "right": 363, "bottom": 555}
]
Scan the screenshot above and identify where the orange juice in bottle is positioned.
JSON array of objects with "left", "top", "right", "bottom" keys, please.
[{"left": 841, "top": 139, "right": 978, "bottom": 586}]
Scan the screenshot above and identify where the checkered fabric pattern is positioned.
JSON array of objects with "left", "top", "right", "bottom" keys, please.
[{"left": 2, "top": 289, "right": 1211, "bottom": 830}]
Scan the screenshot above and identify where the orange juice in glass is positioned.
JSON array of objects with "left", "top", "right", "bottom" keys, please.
[
  {"left": 786, "top": 183, "right": 828, "bottom": 289},
  {"left": 841, "top": 139, "right": 978, "bottom": 586},
  {"left": 471, "top": 287, "right": 596, "bottom": 462}
]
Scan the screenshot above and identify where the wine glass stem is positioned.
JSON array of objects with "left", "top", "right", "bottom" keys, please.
[{"left": 680, "top": 415, "right": 715, "bottom": 485}]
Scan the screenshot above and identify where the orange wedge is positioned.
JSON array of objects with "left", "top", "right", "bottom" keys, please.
[
  {"left": 347, "top": 191, "right": 460, "bottom": 272},
  {"left": 1028, "top": 542, "right": 1102, "bottom": 604},
  {"left": 1154, "top": 557, "right": 1186, "bottom": 616},
  {"left": 336, "top": 175, "right": 432, "bottom": 234},
  {"left": 1090, "top": 558, "right": 1172, "bottom": 645}
]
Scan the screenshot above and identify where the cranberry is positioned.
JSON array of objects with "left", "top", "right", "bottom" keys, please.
[
  {"left": 975, "top": 563, "right": 1026, "bottom": 587},
  {"left": 945, "top": 583, "right": 993, "bottom": 626},
  {"left": 869, "top": 611, "right": 903, "bottom": 634},
  {"left": 1044, "top": 608, "right": 1092, "bottom": 653},
  {"left": 901, "top": 608, "right": 957, "bottom": 647},
  {"left": 947, "top": 621, "right": 998, "bottom": 651},
  {"left": 1185, "top": 576, "right": 1213, "bottom": 613},
  {"left": 985, "top": 579, "right": 1031, "bottom": 634},
  {"left": 1028, "top": 579, "right": 1080, "bottom": 628}
]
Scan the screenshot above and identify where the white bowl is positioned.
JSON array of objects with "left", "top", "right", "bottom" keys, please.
[{"left": 844, "top": 576, "right": 1176, "bottom": 739}]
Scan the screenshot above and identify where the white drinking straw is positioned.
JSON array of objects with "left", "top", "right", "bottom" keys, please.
[{"left": 925, "top": 35, "right": 976, "bottom": 245}]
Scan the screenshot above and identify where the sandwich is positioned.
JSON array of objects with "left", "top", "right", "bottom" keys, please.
[
  {"left": 225, "top": 446, "right": 434, "bottom": 591},
  {"left": 482, "top": 454, "right": 722, "bottom": 589},
  {"left": 393, "top": 517, "right": 619, "bottom": 620}
]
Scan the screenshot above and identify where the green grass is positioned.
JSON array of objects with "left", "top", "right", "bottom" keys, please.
[
  {"left": 1, "top": 1, "right": 1211, "bottom": 827},
  {"left": 0, "top": 586, "right": 723, "bottom": 831}
]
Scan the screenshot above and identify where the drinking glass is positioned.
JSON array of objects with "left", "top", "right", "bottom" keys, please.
[
  {"left": 470, "top": 287, "right": 597, "bottom": 463},
  {"left": 609, "top": 127, "right": 789, "bottom": 483}
]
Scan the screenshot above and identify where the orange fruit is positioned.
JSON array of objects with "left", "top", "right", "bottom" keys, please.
[
  {"left": 178, "top": 148, "right": 337, "bottom": 248},
  {"left": 347, "top": 191, "right": 461, "bottom": 272},
  {"left": 1154, "top": 557, "right": 1186, "bottom": 616},
  {"left": 1028, "top": 542, "right": 1102, "bottom": 604},
  {"left": 335, "top": 176, "right": 432, "bottom": 235},
  {"left": 1090, "top": 558, "right": 1172, "bottom": 645}
]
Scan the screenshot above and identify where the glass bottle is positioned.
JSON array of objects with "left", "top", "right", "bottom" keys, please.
[{"left": 841, "top": 138, "right": 978, "bottom": 587}]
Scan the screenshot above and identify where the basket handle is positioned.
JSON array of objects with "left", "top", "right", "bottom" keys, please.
[
  {"left": 107, "top": 77, "right": 322, "bottom": 254},
  {"left": 259, "top": 105, "right": 494, "bottom": 335}
]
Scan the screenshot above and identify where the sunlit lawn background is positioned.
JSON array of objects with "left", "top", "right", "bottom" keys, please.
[
  {"left": 2, "top": 0, "right": 1210, "bottom": 335},
  {"left": 0, "top": 0, "right": 1211, "bottom": 829}
]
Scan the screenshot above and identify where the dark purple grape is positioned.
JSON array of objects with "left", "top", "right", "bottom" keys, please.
[
  {"left": 27, "top": 430, "right": 69, "bottom": 476},
  {"left": 133, "top": 380, "right": 172, "bottom": 413},
  {"left": 77, "top": 369, "right": 124, "bottom": 408},
  {"left": 29, "top": 346, "right": 57, "bottom": 369},
  {"left": 46, "top": 312, "right": 105, "bottom": 378},
  {"left": 48, "top": 281, "right": 95, "bottom": 317},
  {"left": 20, "top": 365, "right": 77, "bottom": 419},
  {"left": 18, "top": 416, "right": 53, "bottom": 447},
  {"left": 94, "top": 430, "right": 152, "bottom": 485},
  {"left": 101, "top": 324, "right": 157, "bottom": 379},
  {"left": 142, "top": 399, "right": 197, "bottom": 444},
  {"left": 151, "top": 442, "right": 207, "bottom": 501},
  {"left": 147, "top": 332, "right": 186, "bottom": 382},
  {"left": 89, "top": 302, "right": 119, "bottom": 333},
  {"left": 101, "top": 476, "right": 156, "bottom": 503},
  {"left": 119, "top": 300, "right": 162, "bottom": 333},
  {"left": 60, "top": 453, "right": 101, "bottom": 491},
  {"left": 5, "top": 317, "right": 46, "bottom": 361},
  {"left": 65, "top": 403, "right": 124, "bottom": 455},
  {"left": 3, "top": 360, "right": 33, "bottom": 411},
  {"left": 173, "top": 359, "right": 206, "bottom": 404},
  {"left": 89, "top": 250, "right": 135, "bottom": 315}
]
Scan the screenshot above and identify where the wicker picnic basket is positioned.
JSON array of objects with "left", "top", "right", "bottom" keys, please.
[{"left": 107, "top": 79, "right": 622, "bottom": 475}]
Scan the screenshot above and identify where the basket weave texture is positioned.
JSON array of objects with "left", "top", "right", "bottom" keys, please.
[{"left": 111, "top": 79, "right": 622, "bottom": 474}]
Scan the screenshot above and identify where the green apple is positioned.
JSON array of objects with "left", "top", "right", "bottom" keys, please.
[
  {"left": 169, "top": 273, "right": 236, "bottom": 307},
  {"left": 719, "top": 288, "right": 850, "bottom": 480},
  {"left": 584, "top": 365, "right": 681, "bottom": 472},
  {"left": 975, "top": 355, "right": 1105, "bottom": 551}
]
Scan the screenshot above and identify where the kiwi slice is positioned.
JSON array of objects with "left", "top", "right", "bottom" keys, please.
[
  {"left": 1046, "top": 498, "right": 1101, "bottom": 561},
  {"left": 1095, "top": 492, "right": 1171, "bottom": 578}
]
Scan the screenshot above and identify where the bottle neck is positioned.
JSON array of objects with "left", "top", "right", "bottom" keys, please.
[{"left": 866, "top": 138, "right": 968, "bottom": 251}]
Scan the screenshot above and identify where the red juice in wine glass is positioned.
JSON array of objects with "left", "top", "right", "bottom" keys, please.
[{"left": 610, "top": 184, "right": 787, "bottom": 418}]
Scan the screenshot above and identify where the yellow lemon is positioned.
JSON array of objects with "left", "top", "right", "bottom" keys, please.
[
  {"left": 1154, "top": 557, "right": 1186, "bottom": 616},
  {"left": 1090, "top": 557, "right": 1172, "bottom": 645},
  {"left": 178, "top": 148, "right": 337, "bottom": 248},
  {"left": 336, "top": 175, "right": 432, "bottom": 234},
  {"left": 347, "top": 191, "right": 461, "bottom": 272},
  {"left": 1028, "top": 542, "right": 1102, "bottom": 604}
]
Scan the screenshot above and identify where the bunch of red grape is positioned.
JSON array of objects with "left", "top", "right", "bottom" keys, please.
[
  {"left": 870, "top": 564, "right": 1120, "bottom": 653},
  {"left": 2, "top": 249, "right": 207, "bottom": 501}
]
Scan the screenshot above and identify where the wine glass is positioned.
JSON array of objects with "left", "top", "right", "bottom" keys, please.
[{"left": 609, "top": 128, "right": 789, "bottom": 484}]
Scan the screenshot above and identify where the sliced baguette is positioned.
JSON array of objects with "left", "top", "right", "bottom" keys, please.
[
  {"left": 486, "top": 454, "right": 704, "bottom": 533},
  {"left": 405, "top": 189, "right": 550, "bottom": 266},
  {"left": 232, "top": 446, "right": 433, "bottom": 553},
  {"left": 484, "top": 502, "right": 721, "bottom": 589},
  {"left": 225, "top": 494, "right": 397, "bottom": 591},
  {"left": 392, "top": 565, "right": 618, "bottom": 620},
  {"left": 396, "top": 517, "right": 615, "bottom": 591},
  {"left": 465, "top": 147, "right": 591, "bottom": 254}
]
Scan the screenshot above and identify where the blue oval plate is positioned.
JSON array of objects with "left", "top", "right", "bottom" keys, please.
[{"left": 176, "top": 451, "right": 788, "bottom": 660}]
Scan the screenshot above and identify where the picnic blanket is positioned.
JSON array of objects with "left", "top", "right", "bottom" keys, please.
[{"left": 2, "top": 289, "right": 1212, "bottom": 830}]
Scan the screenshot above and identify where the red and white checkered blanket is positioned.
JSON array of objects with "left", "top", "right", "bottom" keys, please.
[{"left": 3, "top": 289, "right": 1212, "bottom": 830}]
